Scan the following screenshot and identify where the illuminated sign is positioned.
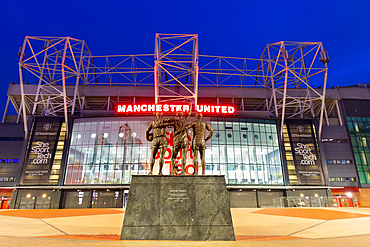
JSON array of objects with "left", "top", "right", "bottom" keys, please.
[
  {"left": 286, "top": 120, "right": 324, "bottom": 184},
  {"left": 0, "top": 159, "right": 19, "bottom": 163},
  {"left": 21, "top": 117, "right": 63, "bottom": 184},
  {"left": 117, "top": 104, "right": 235, "bottom": 114}
]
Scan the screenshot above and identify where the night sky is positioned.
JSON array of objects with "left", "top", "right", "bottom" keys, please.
[{"left": 1, "top": 1, "right": 369, "bottom": 114}]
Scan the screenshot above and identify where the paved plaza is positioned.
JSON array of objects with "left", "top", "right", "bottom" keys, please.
[{"left": 0, "top": 207, "right": 370, "bottom": 246}]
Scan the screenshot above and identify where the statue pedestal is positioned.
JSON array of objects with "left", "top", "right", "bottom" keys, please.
[{"left": 120, "top": 175, "right": 235, "bottom": 241}]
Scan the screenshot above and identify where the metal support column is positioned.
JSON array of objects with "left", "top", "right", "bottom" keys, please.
[
  {"left": 280, "top": 46, "right": 289, "bottom": 140},
  {"left": 2, "top": 96, "right": 9, "bottom": 123},
  {"left": 61, "top": 38, "right": 69, "bottom": 136},
  {"left": 318, "top": 62, "right": 328, "bottom": 139},
  {"left": 336, "top": 100, "right": 343, "bottom": 126},
  {"left": 72, "top": 40, "right": 85, "bottom": 115}
]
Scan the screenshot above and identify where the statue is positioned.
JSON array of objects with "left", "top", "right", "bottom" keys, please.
[
  {"left": 166, "top": 103, "right": 192, "bottom": 175},
  {"left": 176, "top": 113, "right": 213, "bottom": 175},
  {"left": 146, "top": 112, "right": 173, "bottom": 175},
  {"left": 150, "top": 103, "right": 192, "bottom": 175}
]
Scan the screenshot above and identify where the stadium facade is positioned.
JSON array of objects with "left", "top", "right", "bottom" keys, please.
[{"left": 0, "top": 34, "right": 369, "bottom": 209}]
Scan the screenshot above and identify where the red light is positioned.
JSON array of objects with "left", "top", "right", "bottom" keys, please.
[
  {"left": 195, "top": 105, "right": 235, "bottom": 114},
  {"left": 117, "top": 104, "right": 235, "bottom": 114}
]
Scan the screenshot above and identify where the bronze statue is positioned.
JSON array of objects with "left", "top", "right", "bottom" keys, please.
[
  {"left": 151, "top": 103, "right": 192, "bottom": 175},
  {"left": 146, "top": 112, "right": 173, "bottom": 175},
  {"left": 167, "top": 103, "right": 192, "bottom": 175},
  {"left": 176, "top": 113, "right": 213, "bottom": 175}
]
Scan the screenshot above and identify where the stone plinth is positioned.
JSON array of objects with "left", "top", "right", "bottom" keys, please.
[{"left": 120, "top": 175, "right": 235, "bottom": 241}]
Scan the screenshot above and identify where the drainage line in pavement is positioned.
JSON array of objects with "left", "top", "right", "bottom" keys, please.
[
  {"left": 288, "top": 221, "right": 327, "bottom": 236},
  {"left": 39, "top": 219, "right": 69, "bottom": 235}
]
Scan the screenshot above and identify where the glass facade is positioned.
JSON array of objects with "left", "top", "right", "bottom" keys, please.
[
  {"left": 347, "top": 117, "right": 370, "bottom": 184},
  {"left": 64, "top": 117, "right": 283, "bottom": 185}
]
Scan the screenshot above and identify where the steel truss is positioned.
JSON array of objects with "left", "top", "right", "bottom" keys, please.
[
  {"left": 258, "top": 41, "right": 329, "bottom": 138},
  {"left": 15, "top": 34, "right": 330, "bottom": 139},
  {"left": 154, "top": 34, "right": 198, "bottom": 104}
]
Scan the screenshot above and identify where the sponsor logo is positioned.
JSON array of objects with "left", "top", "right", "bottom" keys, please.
[
  {"left": 295, "top": 142, "right": 317, "bottom": 165},
  {"left": 43, "top": 123, "right": 52, "bottom": 131},
  {"left": 30, "top": 141, "right": 52, "bottom": 164}
]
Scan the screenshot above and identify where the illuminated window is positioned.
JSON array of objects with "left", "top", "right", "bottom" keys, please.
[
  {"left": 48, "top": 122, "right": 66, "bottom": 185},
  {"left": 65, "top": 117, "right": 283, "bottom": 185},
  {"left": 347, "top": 117, "right": 370, "bottom": 184}
]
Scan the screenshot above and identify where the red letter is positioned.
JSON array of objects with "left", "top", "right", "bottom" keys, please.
[
  {"left": 188, "top": 147, "right": 193, "bottom": 159},
  {"left": 126, "top": 105, "right": 133, "bottom": 112},
  {"left": 215, "top": 106, "right": 221, "bottom": 113},
  {"left": 148, "top": 104, "right": 155, "bottom": 112},
  {"left": 163, "top": 104, "right": 169, "bottom": 112},
  {"left": 228, "top": 106, "right": 235, "bottom": 114},
  {"left": 117, "top": 105, "right": 126, "bottom": 113},
  {"left": 204, "top": 105, "right": 210, "bottom": 113},
  {"left": 141, "top": 104, "right": 147, "bottom": 112},
  {"left": 164, "top": 148, "right": 172, "bottom": 159},
  {"left": 166, "top": 131, "right": 174, "bottom": 146},
  {"left": 183, "top": 105, "right": 189, "bottom": 113},
  {"left": 134, "top": 105, "right": 141, "bottom": 112},
  {"left": 221, "top": 106, "right": 227, "bottom": 113}
]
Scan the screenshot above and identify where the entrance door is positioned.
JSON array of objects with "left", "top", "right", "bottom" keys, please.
[
  {"left": 259, "top": 191, "right": 284, "bottom": 208},
  {"left": 63, "top": 191, "right": 91, "bottom": 209},
  {"left": 35, "top": 197, "right": 51, "bottom": 209},
  {"left": 19, "top": 196, "right": 36, "bottom": 209},
  {"left": 229, "top": 190, "right": 257, "bottom": 208},
  {"left": 91, "top": 190, "right": 121, "bottom": 208}
]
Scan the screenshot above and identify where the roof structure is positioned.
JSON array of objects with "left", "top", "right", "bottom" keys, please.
[{"left": 7, "top": 34, "right": 331, "bottom": 138}]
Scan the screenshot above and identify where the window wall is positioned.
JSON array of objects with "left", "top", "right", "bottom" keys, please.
[
  {"left": 347, "top": 117, "right": 370, "bottom": 184},
  {"left": 64, "top": 117, "right": 283, "bottom": 185},
  {"left": 208, "top": 118, "right": 283, "bottom": 185}
]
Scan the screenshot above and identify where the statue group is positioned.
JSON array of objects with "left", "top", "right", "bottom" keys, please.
[{"left": 145, "top": 103, "right": 213, "bottom": 176}]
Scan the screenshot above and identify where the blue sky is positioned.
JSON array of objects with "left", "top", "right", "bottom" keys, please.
[{"left": 1, "top": 1, "right": 369, "bottom": 113}]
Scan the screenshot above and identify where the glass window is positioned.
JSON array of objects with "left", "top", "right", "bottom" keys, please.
[
  {"left": 218, "top": 131, "right": 226, "bottom": 144},
  {"left": 65, "top": 117, "right": 283, "bottom": 186},
  {"left": 233, "top": 131, "right": 241, "bottom": 145},
  {"left": 232, "top": 146, "right": 240, "bottom": 163},
  {"left": 226, "top": 132, "right": 234, "bottom": 144},
  {"left": 247, "top": 132, "right": 254, "bottom": 145}
]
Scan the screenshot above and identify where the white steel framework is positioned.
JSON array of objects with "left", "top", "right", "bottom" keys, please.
[
  {"left": 154, "top": 34, "right": 198, "bottom": 105},
  {"left": 15, "top": 34, "right": 330, "bottom": 139}
]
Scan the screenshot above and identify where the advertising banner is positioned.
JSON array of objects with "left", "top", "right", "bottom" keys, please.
[
  {"left": 286, "top": 120, "right": 324, "bottom": 184},
  {"left": 21, "top": 117, "right": 63, "bottom": 184}
]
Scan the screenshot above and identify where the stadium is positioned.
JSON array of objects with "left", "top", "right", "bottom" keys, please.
[{"left": 0, "top": 34, "right": 369, "bottom": 209}]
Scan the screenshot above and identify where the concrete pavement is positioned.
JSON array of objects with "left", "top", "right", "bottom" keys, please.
[{"left": 0, "top": 207, "right": 369, "bottom": 246}]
